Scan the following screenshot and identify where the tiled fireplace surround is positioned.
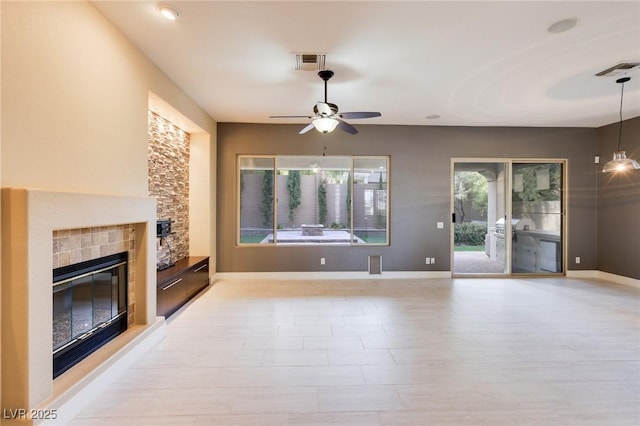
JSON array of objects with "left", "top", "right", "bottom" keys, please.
[
  {"left": 53, "top": 225, "right": 137, "bottom": 327},
  {"left": 1, "top": 188, "right": 165, "bottom": 425}
]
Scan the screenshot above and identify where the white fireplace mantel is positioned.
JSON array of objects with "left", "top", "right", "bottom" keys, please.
[{"left": 1, "top": 188, "right": 161, "bottom": 422}]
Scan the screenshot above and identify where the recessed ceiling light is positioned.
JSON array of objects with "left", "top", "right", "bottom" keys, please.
[
  {"left": 157, "top": 4, "right": 180, "bottom": 21},
  {"left": 426, "top": 114, "right": 440, "bottom": 120},
  {"left": 547, "top": 18, "right": 577, "bottom": 34}
]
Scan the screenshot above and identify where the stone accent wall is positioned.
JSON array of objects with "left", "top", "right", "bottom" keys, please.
[
  {"left": 52, "top": 225, "right": 136, "bottom": 325},
  {"left": 148, "top": 111, "right": 190, "bottom": 266}
]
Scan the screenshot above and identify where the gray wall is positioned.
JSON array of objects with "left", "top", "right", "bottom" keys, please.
[
  {"left": 597, "top": 117, "right": 640, "bottom": 279},
  {"left": 217, "top": 123, "right": 598, "bottom": 273}
]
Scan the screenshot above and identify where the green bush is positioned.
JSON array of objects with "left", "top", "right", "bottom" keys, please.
[
  {"left": 287, "top": 170, "right": 301, "bottom": 225},
  {"left": 260, "top": 172, "right": 273, "bottom": 227},
  {"left": 454, "top": 222, "right": 487, "bottom": 246},
  {"left": 318, "top": 181, "right": 327, "bottom": 226}
]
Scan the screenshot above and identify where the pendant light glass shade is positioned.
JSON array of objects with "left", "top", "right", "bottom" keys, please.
[
  {"left": 603, "top": 76, "right": 639, "bottom": 173},
  {"left": 602, "top": 151, "right": 640, "bottom": 173},
  {"left": 313, "top": 117, "right": 339, "bottom": 134}
]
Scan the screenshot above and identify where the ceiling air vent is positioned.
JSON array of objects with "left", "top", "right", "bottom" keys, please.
[
  {"left": 293, "top": 53, "right": 326, "bottom": 71},
  {"left": 595, "top": 62, "right": 640, "bottom": 77}
]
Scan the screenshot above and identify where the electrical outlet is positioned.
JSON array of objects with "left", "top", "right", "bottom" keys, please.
[
  {"left": 436, "top": 222, "right": 444, "bottom": 229},
  {"left": 425, "top": 257, "right": 431, "bottom": 265},
  {"left": 431, "top": 257, "right": 436, "bottom": 264},
  {"left": 320, "top": 257, "right": 326, "bottom": 265},
  {"left": 575, "top": 256, "right": 581, "bottom": 264}
]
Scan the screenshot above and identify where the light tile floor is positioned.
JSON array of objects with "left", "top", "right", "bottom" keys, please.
[{"left": 71, "top": 277, "right": 640, "bottom": 425}]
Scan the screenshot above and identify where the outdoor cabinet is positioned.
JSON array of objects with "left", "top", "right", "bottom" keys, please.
[{"left": 157, "top": 256, "right": 210, "bottom": 318}]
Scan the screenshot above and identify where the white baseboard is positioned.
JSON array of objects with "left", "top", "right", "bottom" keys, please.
[
  {"left": 566, "top": 270, "right": 639, "bottom": 288},
  {"left": 595, "top": 271, "right": 640, "bottom": 288},
  {"left": 215, "top": 270, "right": 639, "bottom": 288},
  {"left": 36, "top": 318, "right": 166, "bottom": 426},
  {"left": 565, "top": 270, "right": 599, "bottom": 279},
  {"left": 214, "top": 271, "right": 451, "bottom": 281}
]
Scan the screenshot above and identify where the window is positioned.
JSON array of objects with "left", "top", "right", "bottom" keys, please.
[
  {"left": 353, "top": 157, "right": 388, "bottom": 244},
  {"left": 363, "top": 190, "right": 375, "bottom": 216},
  {"left": 238, "top": 155, "right": 389, "bottom": 245},
  {"left": 238, "top": 157, "right": 275, "bottom": 244}
]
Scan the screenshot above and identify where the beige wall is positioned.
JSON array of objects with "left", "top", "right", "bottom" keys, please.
[
  {"left": 1, "top": 2, "right": 216, "bottom": 268},
  {"left": 0, "top": 0, "right": 3, "bottom": 412},
  {"left": 1, "top": 1, "right": 215, "bottom": 195},
  {"left": 1, "top": 0, "right": 216, "bottom": 413},
  {"left": 190, "top": 132, "right": 213, "bottom": 260}
]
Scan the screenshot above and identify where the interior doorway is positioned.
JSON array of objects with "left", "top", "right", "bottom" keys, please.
[{"left": 452, "top": 160, "right": 565, "bottom": 276}]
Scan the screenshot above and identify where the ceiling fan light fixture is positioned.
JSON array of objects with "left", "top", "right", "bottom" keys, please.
[
  {"left": 313, "top": 117, "right": 339, "bottom": 134},
  {"left": 157, "top": 3, "right": 180, "bottom": 21},
  {"left": 270, "top": 70, "right": 380, "bottom": 135}
]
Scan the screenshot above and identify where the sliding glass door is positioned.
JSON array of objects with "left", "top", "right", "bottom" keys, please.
[
  {"left": 511, "top": 162, "right": 563, "bottom": 274},
  {"left": 453, "top": 161, "right": 509, "bottom": 275},
  {"left": 452, "top": 159, "right": 565, "bottom": 276}
]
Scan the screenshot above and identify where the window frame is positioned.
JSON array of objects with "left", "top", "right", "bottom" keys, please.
[{"left": 237, "top": 155, "right": 390, "bottom": 247}]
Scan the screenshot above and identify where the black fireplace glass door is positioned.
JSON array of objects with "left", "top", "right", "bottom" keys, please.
[
  {"left": 71, "top": 275, "right": 93, "bottom": 337},
  {"left": 93, "top": 271, "right": 113, "bottom": 325},
  {"left": 53, "top": 282, "right": 72, "bottom": 351},
  {"left": 116, "top": 265, "right": 126, "bottom": 315},
  {"left": 53, "top": 260, "right": 128, "bottom": 352},
  {"left": 52, "top": 251, "right": 128, "bottom": 378}
]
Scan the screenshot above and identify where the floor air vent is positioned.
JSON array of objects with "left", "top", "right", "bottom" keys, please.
[{"left": 368, "top": 255, "right": 382, "bottom": 275}]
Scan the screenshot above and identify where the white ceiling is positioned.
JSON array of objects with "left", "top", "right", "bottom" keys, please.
[{"left": 92, "top": 1, "right": 640, "bottom": 129}]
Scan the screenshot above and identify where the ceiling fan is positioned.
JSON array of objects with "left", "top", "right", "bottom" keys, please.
[{"left": 270, "top": 70, "right": 381, "bottom": 135}]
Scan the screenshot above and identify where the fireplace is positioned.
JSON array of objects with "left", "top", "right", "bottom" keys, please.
[
  {"left": 52, "top": 251, "right": 129, "bottom": 378},
  {"left": 2, "top": 188, "right": 160, "bottom": 417}
]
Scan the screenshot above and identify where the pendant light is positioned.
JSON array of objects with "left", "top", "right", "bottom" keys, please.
[{"left": 602, "top": 77, "right": 640, "bottom": 173}]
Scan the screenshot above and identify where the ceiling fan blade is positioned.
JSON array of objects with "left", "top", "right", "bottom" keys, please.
[
  {"left": 270, "top": 115, "right": 312, "bottom": 119},
  {"left": 299, "top": 123, "right": 316, "bottom": 134},
  {"left": 336, "top": 118, "right": 358, "bottom": 135},
  {"left": 339, "top": 111, "right": 382, "bottom": 119}
]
